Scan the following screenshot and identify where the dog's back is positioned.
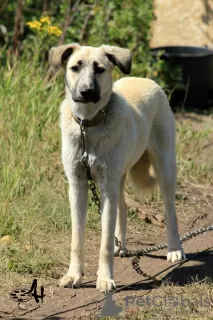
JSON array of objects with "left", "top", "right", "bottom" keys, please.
[{"left": 113, "top": 77, "right": 171, "bottom": 117}]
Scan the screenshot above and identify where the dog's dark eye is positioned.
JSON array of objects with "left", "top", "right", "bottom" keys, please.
[
  {"left": 70, "top": 66, "right": 79, "bottom": 72},
  {"left": 71, "top": 60, "right": 82, "bottom": 72},
  {"left": 95, "top": 66, "right": 105, "bottom": 74},
  {"left": 93, "top": 61, "right": 105, "bottom": 74}
]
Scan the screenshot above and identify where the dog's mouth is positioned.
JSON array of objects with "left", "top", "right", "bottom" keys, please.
[{"left": 72, "top": 96, "right": 100, "bottom": 104}]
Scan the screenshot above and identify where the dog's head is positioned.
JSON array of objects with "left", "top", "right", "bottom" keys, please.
[{"left": 49, "top": 44, "right": 132, "bottom": 116}]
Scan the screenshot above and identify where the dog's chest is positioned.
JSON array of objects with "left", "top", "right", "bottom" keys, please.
[
  {"left": 61, "top": 103, "right": 127, "bottom": 179},
  {"left": 66, "top": 126, "right": 109, "bottom": 178}
]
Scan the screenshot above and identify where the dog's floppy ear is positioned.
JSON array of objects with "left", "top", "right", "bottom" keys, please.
[
  {"left": 101, "top": 45, "right": 132, "bottom": 74},
  {"left": 49, "top": 43, "right": 80, "bottom": 72}
]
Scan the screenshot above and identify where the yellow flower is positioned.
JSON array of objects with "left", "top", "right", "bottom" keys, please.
[
  {"left": 40, "top": 16, "right": 51, "bottom": 24},
  {"left": 26, "top": 20, "right": 42, "bottom": 31},
  {"left": 47, "top": 26, "right": 62, "bottom": 37}
]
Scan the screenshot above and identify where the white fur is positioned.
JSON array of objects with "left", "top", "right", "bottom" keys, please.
[{"left": 53, "top": 45, "right": 185, "bottom": 292}]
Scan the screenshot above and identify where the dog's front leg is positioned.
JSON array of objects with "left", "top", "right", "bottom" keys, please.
[
  {"left": 96, "top": 182, "right": 119, "bottom": 292},
  {"left": 59, "top": 174, "right": 88, "bottom": 288}
]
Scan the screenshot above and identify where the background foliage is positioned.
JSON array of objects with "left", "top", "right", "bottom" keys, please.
[{"left": 0, "top": 0, "right": 181, "bottom": 92}]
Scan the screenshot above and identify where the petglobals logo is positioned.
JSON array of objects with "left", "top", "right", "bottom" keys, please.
[
  {"left": 101, "top": 293, "right": 123, "bottom": 317},
  {"left": 125, "top": 294, "right": 212, "bottom": 308}
]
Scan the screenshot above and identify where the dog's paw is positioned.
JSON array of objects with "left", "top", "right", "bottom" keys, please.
[
  {"left": 96, "top": 277, "right": 116, "bottom": 292},
  {"left": 167, "top": 249, "right": 185, "bottom": 262},
  {"left": 59, "top": 273, "right": 83, "bottom": 288}
]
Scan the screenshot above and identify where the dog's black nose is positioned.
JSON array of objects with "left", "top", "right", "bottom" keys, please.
[{"left": 80, "top": 88, "right": 99, "bottom": 102}]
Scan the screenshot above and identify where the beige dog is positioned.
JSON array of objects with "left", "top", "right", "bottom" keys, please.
[{"left": 49, "top": 44, "right": 185, "bottom": 292}]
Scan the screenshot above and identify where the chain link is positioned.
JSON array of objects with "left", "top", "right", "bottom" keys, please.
[
  {"left": 79, "top": 123, "right": 213, "bottom": 277},
  {"left": 89, "top": 180, "right": 101, "bottom": 214},
  {"left": 114, "top": 226, "right": 213, "bottom": 276}
]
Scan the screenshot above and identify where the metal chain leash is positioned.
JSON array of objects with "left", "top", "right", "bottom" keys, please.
[
  {"left": 79, "top": 122, "right": 213, "bottom": 277},
  {"left": 114, "top": 225, "right": 213, "bottom": 277},
  {"left": 80, "top": 122, "right": 102, "bottom": 215}
]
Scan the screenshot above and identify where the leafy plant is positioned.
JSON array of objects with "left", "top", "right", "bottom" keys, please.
[{"left": 0, "top": 0, "right": 182, "bottom": 92}]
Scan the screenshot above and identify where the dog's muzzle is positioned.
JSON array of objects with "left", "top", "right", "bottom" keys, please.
[
  {"left": 65, "top": 72, "right": 100, "bottom": 104},
  {"left": 80, "top": 87, "right": 100, "bottom": 103},
  {"left": 73, "top": 88, "right": 100, "bottom": 104}
]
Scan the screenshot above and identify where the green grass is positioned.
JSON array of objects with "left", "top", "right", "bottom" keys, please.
[
  {"left": 0, "top": 56, "right": 212, "bottom": 298},
  {"left": 176, "top": 122, "right": 213, "bottom": 183}
]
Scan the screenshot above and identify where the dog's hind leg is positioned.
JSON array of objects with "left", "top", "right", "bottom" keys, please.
[
  {"left": 148, "top": 115, "right": 185, "bottom": 262},
  {"left": 114, "top": 175, "right": 127, "bottom": 257}
]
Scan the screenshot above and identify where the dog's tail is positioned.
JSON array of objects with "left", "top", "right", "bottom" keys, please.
[{"left": 127, "top": 150, "right": 157, "bottom": 198}]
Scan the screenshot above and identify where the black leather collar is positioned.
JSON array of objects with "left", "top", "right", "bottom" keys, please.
[{"left": 73, "top": 108, "right": 106, "bottom": 128}]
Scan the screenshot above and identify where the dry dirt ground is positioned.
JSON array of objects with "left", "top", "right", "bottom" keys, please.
[{"left": 0, "top": 113, "right": 213, "bottom": 319}]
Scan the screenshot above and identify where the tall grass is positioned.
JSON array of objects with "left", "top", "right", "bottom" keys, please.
[{"left": 0, "top": 56, "right": 63, "bottom": 223}]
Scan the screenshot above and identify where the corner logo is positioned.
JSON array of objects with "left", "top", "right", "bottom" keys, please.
[{"left": 100, "top": 292, "right": 122, "bottom": 317}]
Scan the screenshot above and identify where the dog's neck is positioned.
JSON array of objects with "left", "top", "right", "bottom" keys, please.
[{"left": 72, "top": 108, "right": 107, "bottom": 128}]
